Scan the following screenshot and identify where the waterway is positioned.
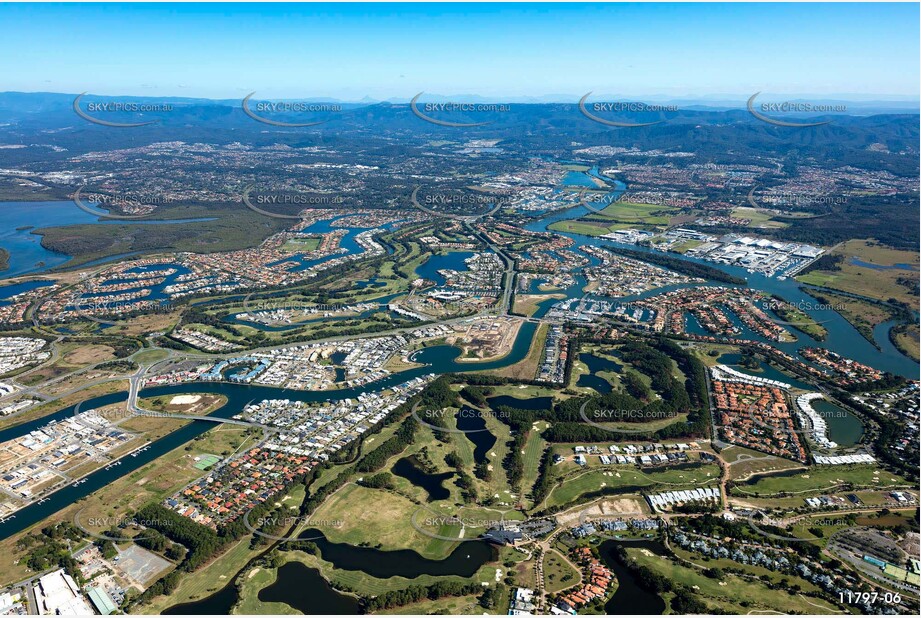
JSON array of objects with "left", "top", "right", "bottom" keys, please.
[
  {"left": 296, "top": 530, "right": 495, "bottom": 579},
  {"left": 0, "top": 321, "right": 538, "bottom": 539},
  {"left": 0, "top": 200, "right": 215, "bottom": 277},
  {"left": 0, "top": 279, "right": 54, "bottom": 304},
  {"left": 392, "top": 456, "right": 454, "bottom": 501},
  {"left": 575, "top": 352, "right": 623, "bottom": 394},
  {"left": 415, "top": 250, "right": 476, "bottom": 286},
  {"left": 0, "top": 170, "right": 915, "bottom": 610},
  {"left": 487, "top": 395, "right": 554, "bottom": 412},
  {"left": 455, "top": 408, "right": 497, "bottom": 464},
  {"left": 164, "top": 533, "right": 493, "bottom": 615},
  {"left": 258, "top": 562, "right": 360, "bottom": 614},
  {"left": 811, "top": 398, "right": 864, "bottom": 447},
  {"left": 522, "top": 200, "right": 919, "bottom": 379},
  {"left": 598, "top": 539, "right": 668, "bottom": 614}
]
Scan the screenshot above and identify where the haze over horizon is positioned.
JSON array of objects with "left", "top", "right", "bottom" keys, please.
[{"left": 3, "top": 90, "right": 920, "bottom": 106}]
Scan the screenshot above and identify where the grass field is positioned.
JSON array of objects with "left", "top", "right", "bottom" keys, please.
[
  {"left": 547, "top": 219, "right": 637, "bottom": 237},
  {"left": 16, "top": 342, "right": 116, "bottom": 385},
  {"left": 133, "top": 348, "right": 171, "bottom": 364},
  {"left": 593, "top": 201, "right": 678, "bottom": 226},
  {"left": 625, "top": 547, "right": 841, "bottom": 614},
  {"left": 233, "top": 566, "right": 300, "bottom": 615},
  {"left": 513, "top": 293, "right": 565, "bottom": 317},
  {"left": 730, "top": 206, "right": 792, "bottom": 229},
  {"left": 796, "top": 239, "right": 920, "bottom": 305},
  {"left": 281, "top": 236, "right": 322, "bottom": 252},
  {"left": 381, "top": 594, "right": 483, "bottom": 615},
  {"left": 772, "top": 301, "right": 829, "bottom": 341},
  {"left": 543, "top": 549, "right": 580, "bottom": 593},
  {"left": 487, "top": 384, "right": 561, "bottom": 401},
  {"left": 307, "top": 483, "right": 458, "bottom": 558},
  {"left": 519, "top": 422, "right": 549, "bottom": 508},
  {"left": 892, "top": 322, "right": 920, "bottom": 362},
  {"left": 543, "top": 464, "right": 721, "bottom": 510},
  {"left": 730, "top": 465, "right": 909, "bottom": 498},
  {"left": 722, "top": 445, "right": 806, "bottom": 480},
  {"left": 671, "top": 239, "right": 704, "bottom": 254}
]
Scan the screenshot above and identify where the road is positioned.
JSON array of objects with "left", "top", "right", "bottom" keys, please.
[{"left": 2, "top": 221, "right": 529, "bottom": 428}]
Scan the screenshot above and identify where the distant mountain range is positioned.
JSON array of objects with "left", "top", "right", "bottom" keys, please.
[
  {"left": 0, "top": 91, "right": 917, "bottom": 177},
  {"left": 1, "top": 91, "right": 918, "bottom": 115}
]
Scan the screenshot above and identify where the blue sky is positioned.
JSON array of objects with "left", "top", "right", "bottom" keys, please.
[{"left": 1, "top": 2, "right": 918, "bottom": 100}]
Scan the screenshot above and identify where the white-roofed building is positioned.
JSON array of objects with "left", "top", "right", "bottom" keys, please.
[{"left": 33, "top": 569, "right": 93, "bottom": 615}]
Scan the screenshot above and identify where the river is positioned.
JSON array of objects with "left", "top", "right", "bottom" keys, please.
[
  {"left": 0, "top": 321, "right": 538, "bottom": 539},
  {"left": 523, "top": 194, "right": 919, "bottom": 379},
  {"left": 0, "top": 177, "right": 915, "bottom": 611}
]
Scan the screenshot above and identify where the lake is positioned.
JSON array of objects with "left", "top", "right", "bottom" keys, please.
[
  {"left": 576, "top": 352, "right": 623, "bottom": 394},
  {"left": 258, "top": 562, "right": 360, "bottom": 614},
  {"left": 297, "top": 530, "right": 495, "bottom": 579},
  {"left": 456, "top": 408, "right": 497, "bottom": 464},
  {"left": 392, "top": 456, "right": 454, "bottom": 501}
]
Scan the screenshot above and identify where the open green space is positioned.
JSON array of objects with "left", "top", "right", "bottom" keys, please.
[
  {"left": 796, "top": 239, "right": 919, "bottom": 305},
  {"left": 39, "top": 204, "right": 292, "bottom": 270},
  {"left": 233, "top": 566, "right": 301, "bottom": 615},
  {"left": 544, "top": 549, "right": 580, "bottom": 593},
  {"left": 730, "top": 465, "right": 909, "bottom": 498},
  {"left": 591, "top": 200, "right": 678, "bottom": 226},
  {"left": 543, "top": 463, "right": 721, "bottom": 511},
  {"left": 624, "top": 546, "right": 842, "bottom": 614}
]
